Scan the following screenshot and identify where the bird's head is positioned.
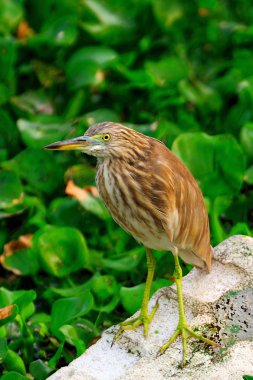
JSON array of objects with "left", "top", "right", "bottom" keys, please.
[{"left": 44, "top": 122, "right": 149, "bottom": 159}]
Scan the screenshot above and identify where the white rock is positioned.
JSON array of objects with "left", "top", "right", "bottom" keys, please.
[{"left": 48, "top": 235, "right": 253, "bottom": 380}]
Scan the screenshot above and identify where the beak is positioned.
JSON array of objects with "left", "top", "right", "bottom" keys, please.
[{"left": 44, "top": 135, "right": 99, "bottom": 151}]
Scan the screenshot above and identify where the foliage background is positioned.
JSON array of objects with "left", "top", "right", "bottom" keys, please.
[{"left": 0, "top": 0, "right": 253, "bottom": 378}]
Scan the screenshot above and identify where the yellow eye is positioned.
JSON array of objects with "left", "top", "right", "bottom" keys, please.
[{"left": 102, "top": 133, "right": 111, "bottom": 141}]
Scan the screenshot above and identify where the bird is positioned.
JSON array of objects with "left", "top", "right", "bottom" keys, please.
[{"left": 44, "top": 121, "right": 218, "bottom": 366}]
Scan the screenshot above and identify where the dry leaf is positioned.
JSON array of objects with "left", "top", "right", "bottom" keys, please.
[
  {"left": 0, "top": 305, "right": 16, "bottom": 320},
  {"left": 2, "top": 234, "right": 33, "bottom": 257},
  {"left": 65, "top": 180, "right": 99, "bottom": 201},
  {"left": 0, "top": 234, "right": 33, "bottom": 275},
  {"left": 17, "top": 20, "right": 34, "bottom": 40}
]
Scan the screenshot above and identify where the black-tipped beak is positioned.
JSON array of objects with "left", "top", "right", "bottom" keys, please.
[{"left": 44, "top": 135, "right": 98, "bottom": 151}]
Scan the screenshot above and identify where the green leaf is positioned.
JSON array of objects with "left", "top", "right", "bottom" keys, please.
[
  {"left": 81, "top": 0, "right": 134, "bottom": 45},
  {"left": 0, "top": 37, "right": 17, "bottom": 104},
  {"left": 120, "top": 279, "right": 169, "bottom": 314},
  {"left": 0, "top": 0, "right": 23, "bottom": 34},
  {"left": 146, "top": 57, "right": 188, "bottom": 87},
  {"left": 46, "top": 274, "right": 98, "bottom": 298},
  {"left": 151, "top": 0, "right": 183, "bottom": 28},
  {"left": 65, "top": 164, "right": 96, "bottom": 187},
  {"left": 2, "top": 349, "right": 26, "bottom": 375},
  {"left": 0, "top": 110, "right": 20, "bottom": 159},
  {"left": 67, "top": 46, "right": 116, "bottom": 88},
  {"left": 2, "top": 248, "right": 39, "bottom": 276},
  {"left": 101, "top": 246, "right": 145, "bottom": 272},
  {"left": 48, "top": 197, "right": 84, "bottom": 228},
  {"left": 51, "top": 291, "right": 94, "bottom": 335},
  {"left": 29, "top": 359, "right": 53, "bottom": 380},
  {"left": 172, "top": 133, "right": 246, "bottom": 199},
  {"left": 17, "top": 118, "right": 71, "bottom": 148},
  {"left": 0, "top": 288, "right": 36, "bottom": 320},
  {"left": 244, "top": 165, "right": 253, "bottom": 184},
  {"left": 11, "top": 90, "right": 55, "bottom": 116},
  {"left": 59, "top": 325, "right": 86, "bottom": 355},
  {"left": 229, "top": 222, "right": 252, "bottom": 237},
  {"left": 90, "top": 275, "right": 119, "bottom": 301},
  {"left": 41, "top": 15, "right": 78, "bottom": 46},
  {"left": 0, "top": 338, "right": 8, "bottom": 362},
  {"left": 12, "top": 148, "right": 64, "bottom": 195},
  {"left": 1, "top": 372, "right": 27, "bottom": 380},
  {"left": 0, "top": 170, "right": 23, "bottom": 209},
  {"left": 33, "top": 225, "right": 90, "bottom": 277},
  {"left": 243, "top": 376, "right": 253, "bottom": 380},
  {"left": 240, "top": 123, "right": 253, "bottom": 161}
]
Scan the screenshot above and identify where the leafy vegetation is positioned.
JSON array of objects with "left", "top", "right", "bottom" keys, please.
[{"left": 0, "top": 0, "right": 252, "bottom": 378}]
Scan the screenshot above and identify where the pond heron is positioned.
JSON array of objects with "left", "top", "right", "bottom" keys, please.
[{"left": 45, "top": 122, "right": 218, "bottom": 366}]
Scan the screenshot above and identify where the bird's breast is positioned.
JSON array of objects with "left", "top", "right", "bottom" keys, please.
[{"left": 95, "top": 161, "right": 174, "bottom": 251}]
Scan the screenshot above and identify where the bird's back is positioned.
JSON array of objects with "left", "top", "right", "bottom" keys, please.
[{"left": 96, "top": 133, "right": 212, "bottom": 271}]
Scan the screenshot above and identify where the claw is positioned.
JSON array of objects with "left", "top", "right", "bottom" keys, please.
[
  {"left": 159, "top": 322, "right": 219, "bottom": 367},
  {"left": 111, "top": 301, "right": 159, "bottom": 347}
]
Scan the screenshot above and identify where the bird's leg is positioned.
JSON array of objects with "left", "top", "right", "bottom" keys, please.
[
  {"left": 113, "top": 248, "right": 158, "bottom": 342},
  {"left": 159, "top": 254, "right": 218, "bottom": 366}
]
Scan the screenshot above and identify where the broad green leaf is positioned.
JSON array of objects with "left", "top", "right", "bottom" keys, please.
[
  {"left": 23, "top": 195, "right": 47, "bottom": 229},
  {"left": 240, "top": 123, "right": 253, "bottom": 161},
  {"left": 151, "top": 0, "right": 183, "bottom": 28},
  {"left": 51, "top": 291, "right": 94, "bottom": 335},
  {"left": 179, "top": 80, "right": 222, "bottom": 112},
  {"left": 48, "top": 197, "right": 84, "bottom": 228},
  {"left": 0, "top": 338, "right": 8, "bottom": 362},
  {"left": 120, "top": 279, "right": 169, "bottom": 314},
  {"left": 244, "top": 165, "right": 253, "bottom": 184},
  {"left": 0, "top": 0, "right": 23, "bottom": 34},
  {"left": 0, "top": 287, "right": 36, "bottom": 320},
  {"left": 17, "top": 118, "right": 71, "bottom": 148},
  {"left": 79, "top": 108, "right": 119, "bottom": 128},
  {"left": 78, "top": 194, "right": 110, "bottom": 220},
  {"left": 41, "top": 16, "right": 78, "bottom": 46},
  {"left": 12, "top": 148, "right": 64, "bottom": 195},
  {"left": 33, "top": 225, "right": 90, "bottom": 277},
  {"left": 81, "top": 0, "right": 134, "bottom": 45},
  {"left": 0, "top": 37, "right": 17, "bottom": 104},
  {"left": 229, "top": 222, "right": 252, "bottom": 237},
  {"left": 11, "top": 90, "right": 55, "bottom": 116},
  {"left": 59, "top": 325, "right": 86, "bottom": 355},
  {"left": 146, "top": 57, "right": 188, "bottom": 87},
  {"left": 2, "top": 248, "right": 39, "bottom": 276},
  {"left": 2, "top": 349, "right": 26, "bottom": 375},
  {"left": 1, "top": 372, "right": 27, "bottom": 380},
  {"left": 0, "top": 110, "right": 20, "bottom": 158},
  {"left": 46, "top": 273, "right": 99, "bottom": 298},
  {"left": 0, "top": 170, "right": 23, "bottom": 209},
  {"left": 101, "top": 246, "right": 145, "bottom": 272},
  {"left": 93, "top": 293, "right": 120, "bottom": 313},
  {"left": 68, "top": 46, "right": 117, "bottom": 67},
  {"left": 29, "top": 359, "right": 53, "bottom": 380},
  {"left": 172, "top": 133, "right": 246, "bottom": 199},
  {"left": 90, "top": 275, "right": 119, "bottom": 301},
  {"left": 65, "top": 164, "right": 96, "bottom": 187}
]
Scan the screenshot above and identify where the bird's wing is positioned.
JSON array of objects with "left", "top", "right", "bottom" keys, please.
[{"left": 150, "top": 141, "right": 212, "bottom": 270}]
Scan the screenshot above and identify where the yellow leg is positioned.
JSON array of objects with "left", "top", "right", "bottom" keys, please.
[
  {"left": 113, "top": 248, "right": 158, "bottom": 342},
  {"left": 159, "top": 255, "right": 219, "bottom": 367}
]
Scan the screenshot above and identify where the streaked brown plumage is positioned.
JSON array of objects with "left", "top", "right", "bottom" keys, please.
[
  {"left": 86, "top": 122, "right": 211, "bottom": 270},
  {"left": 44, "top": 121, "right": 217, "bottom": 366}
]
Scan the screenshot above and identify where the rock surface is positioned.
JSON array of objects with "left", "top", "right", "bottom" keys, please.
[{"left": 48, "top": 235, "right": 253, "bottom": 380}]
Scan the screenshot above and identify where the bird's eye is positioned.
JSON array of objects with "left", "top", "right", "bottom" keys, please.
[{"left": 102, "top": 134, "right": 111, "bottom": 141}]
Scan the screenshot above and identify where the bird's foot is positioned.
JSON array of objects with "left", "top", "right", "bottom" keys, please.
[
  {"left": 158, "top": 321, "right": 219, "bottom": 367},
  {"left": 112, "top": 300, "right": 159, "bottom": 345}
]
